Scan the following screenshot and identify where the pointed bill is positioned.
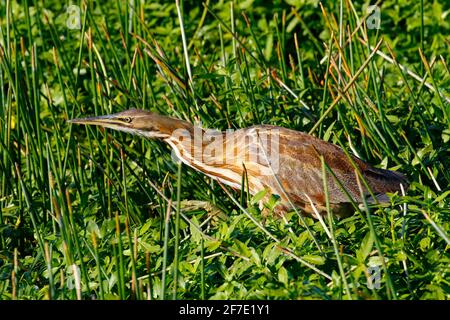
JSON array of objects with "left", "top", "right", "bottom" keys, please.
[{"left": 68, "top": 114, "right": 118, "bottom": 126}]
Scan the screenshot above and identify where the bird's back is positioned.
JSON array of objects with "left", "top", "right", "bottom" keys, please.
[{"left": 231, "top": 125, "right": 407, "bottom": 216}]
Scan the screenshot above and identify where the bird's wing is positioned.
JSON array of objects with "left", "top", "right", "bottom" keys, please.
[{"left": 245, "top": 126, "right": 368, "bottom": 204}]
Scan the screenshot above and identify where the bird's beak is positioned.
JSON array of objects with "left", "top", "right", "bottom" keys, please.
[{"left": 68, "top": 114, "right": 122, "bottom": 127}]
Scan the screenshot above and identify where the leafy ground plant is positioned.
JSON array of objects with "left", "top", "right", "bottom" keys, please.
[{"left": 0, "top": 0, "right": 449, "bottom": 300}]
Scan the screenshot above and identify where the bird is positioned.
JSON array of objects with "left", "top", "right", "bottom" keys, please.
[{"left": 69, "top": 108, "right": 408, "bottom": 218}]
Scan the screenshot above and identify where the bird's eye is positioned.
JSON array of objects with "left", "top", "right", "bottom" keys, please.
[{"left": 121, "top": 117, "right": 132, "bottom": 123}]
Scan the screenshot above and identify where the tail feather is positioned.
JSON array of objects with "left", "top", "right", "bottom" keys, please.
[{"left": 363, "top": 167, "right": 408, "bottom": 200}]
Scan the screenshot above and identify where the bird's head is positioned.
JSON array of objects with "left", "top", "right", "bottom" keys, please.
[{"left": 68, "top": 108, "right": 193, "bottom": 139}]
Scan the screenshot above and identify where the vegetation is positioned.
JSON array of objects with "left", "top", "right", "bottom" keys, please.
[{"left": 0, "top": 0, "right": 449, "bottom": 300}]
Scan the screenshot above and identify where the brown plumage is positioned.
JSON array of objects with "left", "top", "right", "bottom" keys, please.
[{"left": 69, "top": 109, "right": 408, "bottom": 217}]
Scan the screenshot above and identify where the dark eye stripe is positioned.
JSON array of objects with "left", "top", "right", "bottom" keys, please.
[{"left": 120, "top": 117, "right": 132, "bottom": 123}]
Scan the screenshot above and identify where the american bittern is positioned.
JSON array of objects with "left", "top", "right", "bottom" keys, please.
[{"left": 69, "top": 109, "right": 407, "bottom": 217}]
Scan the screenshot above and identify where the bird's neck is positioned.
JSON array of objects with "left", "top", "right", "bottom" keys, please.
[
  {"left": 163, "top": 126, "right": 246, "bottom": 189},
  {"left": 162, "top": 124, "right": 213, "bottom": 162}
]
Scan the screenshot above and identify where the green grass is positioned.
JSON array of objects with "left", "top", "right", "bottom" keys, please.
[{"left": 1, "top": 0, "right": 449, "bottom": 300}]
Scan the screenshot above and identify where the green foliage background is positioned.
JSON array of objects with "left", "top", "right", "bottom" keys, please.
[{"left": 0, "top": 0, "right": 449, "bottom": 299}]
